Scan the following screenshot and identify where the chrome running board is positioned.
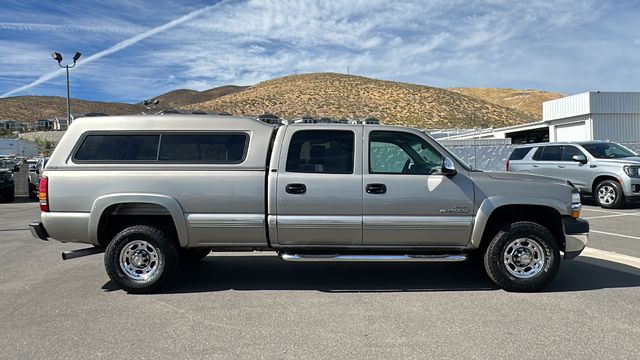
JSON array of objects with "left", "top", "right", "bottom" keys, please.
[{"left": 279, "top": 253, "right": 467, "bottom": 262}]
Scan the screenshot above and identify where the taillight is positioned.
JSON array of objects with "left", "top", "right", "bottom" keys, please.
[
  {"left": 506, "top": 160, "right": 510, "bottom": 171},
  {"left": 39, "top": 176, "right": 49, "bottom": 212}
]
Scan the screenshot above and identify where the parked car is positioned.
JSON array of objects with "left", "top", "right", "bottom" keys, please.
[
  {"left": 0, "top": 160, "right": 15, "bottom": 202},
  {"left": 507, "top": 141, "right": 640, "bottom": 208},
  {"left": 28, "top": 157, "right": 47, "bottom": 200},
  {"left": 30, "top": 115, "right": 589, "bottom": 293}
]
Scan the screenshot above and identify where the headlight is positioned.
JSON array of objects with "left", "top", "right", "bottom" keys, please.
[
  {"left": 624, "top": 166, "right": 640, "bottom": 177},
  {"left": 571, "top": 192, "right": 581, "bottom": 204}
]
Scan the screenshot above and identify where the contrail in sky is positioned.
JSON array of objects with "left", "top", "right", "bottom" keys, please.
[{"left": 1, "top": 2, "right": 227, "bottom": 98}]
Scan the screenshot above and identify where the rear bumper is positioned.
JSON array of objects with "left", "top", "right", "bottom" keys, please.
[
  {"left": 29, "top": 222, "right": 49, "bottom": 241},
  {"left": 562, "top": 217, "right": 589, "bottom": 260}
]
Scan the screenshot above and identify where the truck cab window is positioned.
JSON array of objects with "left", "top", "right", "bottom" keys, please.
[
  {"left": 286, "top": 130, "right": 354, "bottom": 174},
  {"left": 369, "top": 131, "right": 443, "bottom": 175}
]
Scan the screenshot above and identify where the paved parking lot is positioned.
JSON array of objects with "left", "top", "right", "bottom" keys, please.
[{"left": 1, "top": 199, "right": 638, "bottom": 359}]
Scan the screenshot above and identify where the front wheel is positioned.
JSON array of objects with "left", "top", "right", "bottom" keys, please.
[
  {"left": 595, "top": 180, "right": 624, "bottom": 209},
  {"left": 484, "top": 221, "right": 560, "bottom": 292},
  {"left": 104, "top": 225, "right": 179, "bottom": 293}
]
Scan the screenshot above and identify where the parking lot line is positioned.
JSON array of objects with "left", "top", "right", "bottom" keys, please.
[
  {"left": 581, "top": 247, "right": 640, "bottom": 275},
  {"left": 591, "top": 229, "right": 640, "bottom": 240},
  {"left": 583, "top": 214, "right": 632, "bottom": 220}
]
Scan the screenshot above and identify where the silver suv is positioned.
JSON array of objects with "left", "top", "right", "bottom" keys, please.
[{"left": 507, "top": 141, "right": 640, "bottom": 208}]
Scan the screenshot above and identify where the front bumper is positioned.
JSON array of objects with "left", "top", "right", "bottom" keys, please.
[
  {"left": 562, "top": 217, "right": 589, "bottom": 260},
  {"left": 29, "top": 222, "right": 49, "bottom": 241}
]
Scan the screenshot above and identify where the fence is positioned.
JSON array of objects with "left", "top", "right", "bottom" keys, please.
[{"left": 439, "top": 142, "right": 640, "bottom": 172}]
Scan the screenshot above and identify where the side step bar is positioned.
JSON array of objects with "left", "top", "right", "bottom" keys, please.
[
  {"left": 280, "top": 253, "right": 467, "bottom": 262},
  {"left": 62, "top": 246, "right": 105, "bottom": 261}
]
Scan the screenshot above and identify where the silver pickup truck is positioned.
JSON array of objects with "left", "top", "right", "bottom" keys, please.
[{"left": 30, "top": 115, "right": 589, "bottom": 293}]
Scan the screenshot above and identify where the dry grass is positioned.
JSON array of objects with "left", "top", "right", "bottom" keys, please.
[
  {"left": 185, "top": 73, "right": 536, "bottom": 128},
  {"left": 0, "top": 96, "right": 145, "bottom": 122},
  {"left": 448, "top": 88, "right": 563, "bottom": 118}
]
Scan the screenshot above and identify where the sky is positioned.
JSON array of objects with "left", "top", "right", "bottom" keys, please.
[{"left": 0, "top": 0, "right": 638, "bottom": 103}]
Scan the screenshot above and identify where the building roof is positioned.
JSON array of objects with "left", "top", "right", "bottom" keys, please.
[{"left": 543, "top": 92, "right": 640, "bottom": 121}]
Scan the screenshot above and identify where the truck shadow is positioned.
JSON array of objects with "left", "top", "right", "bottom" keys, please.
[{"left": 103, "top": 255, "right": 640, "bottom": 294}]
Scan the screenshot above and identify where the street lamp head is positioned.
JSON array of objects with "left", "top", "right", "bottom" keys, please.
[
  {"left": 72, "top": 52, "right": 81, "bottom": 63},
  {"left": 51, "top": 52, "right": 63, "bottom": 63}
]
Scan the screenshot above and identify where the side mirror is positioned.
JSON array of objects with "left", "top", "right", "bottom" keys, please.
[
  {"left": 13, "top": 165, "right": 20, "bottom": 172},
  {"left": 572, "top": 154, "right": 587, "bottom": 164},
  {"left": 442, "top": 157, "right": 457, "bottom": 176}
]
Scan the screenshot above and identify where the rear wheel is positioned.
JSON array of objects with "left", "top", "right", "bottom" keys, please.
[
  {"left": 104, "top": 225, "right": 179, "bottom": 293},
  {"left": 28, "top": 184, "right": 37, "bottom": 200},
  {"left": 3, "top": 187, "right": 14, "bottom": 202},
  {"left": 484, "top": 221, "right": 560, "bottom": 292},
  {"left": 595, "top": 180, "right": 624, "bottom": 209}
]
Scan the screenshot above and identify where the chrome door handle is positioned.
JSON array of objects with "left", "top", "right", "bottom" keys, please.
[{"left": 558, "top": 165, "right": 565, "bottom": 168}]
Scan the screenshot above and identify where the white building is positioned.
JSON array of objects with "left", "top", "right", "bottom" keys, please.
[
  {"left": 0, "top": 139, "right": 39, "bottom": 157},
  {"left": 437, "top": 92, "right": 640, "bottom": 144}
]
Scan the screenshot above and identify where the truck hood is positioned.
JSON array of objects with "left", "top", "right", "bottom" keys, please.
[
  {"left": 484, "top": 171, "right": 567, "bottom": 184},
  {"left": 592, "top": 156, "right": 640, "bottom": 165}
]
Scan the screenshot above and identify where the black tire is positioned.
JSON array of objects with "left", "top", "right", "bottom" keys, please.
[
  {"left": 595, "top": 180, "right": 624, "bottom": 209},
  {"left": 3, "top": 187, "right": 15, "bottom": 202},
  {"left": 28, "top": 184, "right": 37, "bottom": 200},
  {"left": 180, "top": 248, "right": 211, "bottom": 264},
  {"left": 104, "top": 225, "right": 179, "bottom": 293},
  {"left": 484, "top": 221, "right": 560, "bottom": 292}
]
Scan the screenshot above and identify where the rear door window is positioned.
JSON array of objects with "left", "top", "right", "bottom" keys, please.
[
  {"left": 540, "top": 146, "right": 563, "bottom": 161},
  {"left": 74, "top": 135, "right": 159, "bottom": 161},
  {"left": 286, "top": 130, "right": 354, "bottom": 174},
  {"left": 509, "top": 147, "right": 532, "bottom": 160}
]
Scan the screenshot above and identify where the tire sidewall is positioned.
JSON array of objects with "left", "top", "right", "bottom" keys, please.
[
  {"left": 485, "top": 222, "right": 560, "bottom": 292},
  {"left": 105, "top": 226, "right": 178, "bottom": 293},
  {"left": 595, "top": 180, "right": 624, "bottom": 209}
]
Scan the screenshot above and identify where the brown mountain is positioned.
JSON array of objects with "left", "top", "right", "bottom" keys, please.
[
  {"left": 185, "top": 73, "right": 537, "bottom": 128},
  {"left": 0, "top": 96, "right": 145, "bottom": 122},
  {"left": 448, "top": 88, "right": 563, "bottom": 119},
  {"left": 150, "top": 85, "right": 248, "bottom": 108}
]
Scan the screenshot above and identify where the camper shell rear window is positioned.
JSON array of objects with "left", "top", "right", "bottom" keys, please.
[{"left": 73, "top": 132, "right": 249, "bottom": 163}]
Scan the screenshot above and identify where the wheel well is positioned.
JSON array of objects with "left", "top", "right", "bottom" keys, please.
[
  {"left": 97, "top": 203, "right": 179, "bottom": 247},
  {"left": 592, "top": 175, "right": 618, "bottom": 193},
  {"left": 481, "top": 205, "right": 565, "bottom": 251}
]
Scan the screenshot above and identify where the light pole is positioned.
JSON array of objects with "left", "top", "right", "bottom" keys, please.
[{"left": 51, "top": 51, "right": 81, "bottom": 125}]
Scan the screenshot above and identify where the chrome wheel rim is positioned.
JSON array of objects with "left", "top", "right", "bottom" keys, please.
[
  {"left": 598, "top": 185, "right": 616, "bottom": 205},
  {"left": 119, "top": 240, "right": 160, "bottom": 281},
  {"left": 503, "top": 238, "right": 546, "bottom": 279}
]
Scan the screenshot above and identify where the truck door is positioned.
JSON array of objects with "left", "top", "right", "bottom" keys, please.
[
  {"left": 274, "top": 127, "right": 363, "bottom": 246},
  {"left": 362, "top": 129, "right": 474, "bottom": 247}
]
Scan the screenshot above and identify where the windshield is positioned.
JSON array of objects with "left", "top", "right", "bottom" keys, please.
[{"left": 581, "top": 143, "right": 637, "bottom": 159}]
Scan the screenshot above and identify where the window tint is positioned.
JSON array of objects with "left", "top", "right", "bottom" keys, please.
[
  {"left": 369, "top": 131, "right": 443, "bottom": 175},
  {"left": 532, "top": 147, "right": 543, "bottom": 161},
  {"left": 286, "top": 130, "right": 354, "bottom": 174},
  {"left": 561, "top": 146, "right": 583, "bottom": 161},
  {"left": 582, "top": 143, "right": 637, "bottom": 159},
  {"left": 509, "top": 147, "right": 532, "bottom": 160},
  {"left": 75, "top": 135, "right": 159, "bottom": 161},
  {"left": 540, "top": 146, "right": 563, "bottom": 161},
  {"left": 158, "top": 134, "right": 247, "bottom": 162}
]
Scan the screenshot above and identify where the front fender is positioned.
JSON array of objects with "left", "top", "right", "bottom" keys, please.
[
  {"left": 89, "top": 193, "right": 189, "bottom": 247},
  {"left": 468, "top": 195, "right": 568, "bottom": 249}
]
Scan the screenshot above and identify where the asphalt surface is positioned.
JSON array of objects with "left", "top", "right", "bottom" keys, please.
[{"left": 1, "top": 198, "right": 639, "bottom": 359}]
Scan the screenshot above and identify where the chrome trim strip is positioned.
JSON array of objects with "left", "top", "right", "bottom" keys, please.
[
  {"left": 363, "top": 216, "right": 472, "bottom": 230},
  {"left": 277, "top": 215, "right": 361, "bottom": 230},
  {"left": 187, "top": 214, "right": 264, "bottom": 228},
  {"left": 280, "top": 254, "right": 467, "bottom": 262}
]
